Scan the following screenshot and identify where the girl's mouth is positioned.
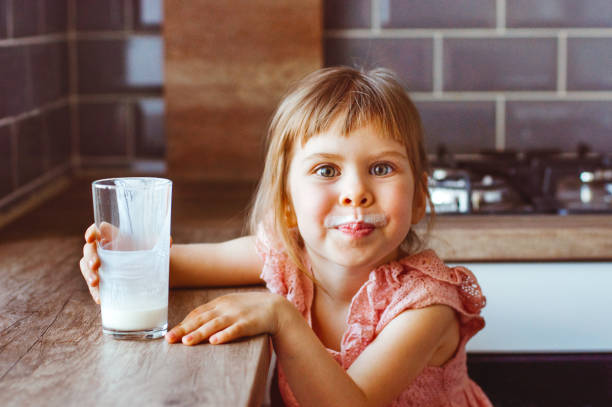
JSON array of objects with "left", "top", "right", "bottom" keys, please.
[{"left": 335, "top": 222, "right": 375, "bottom": 237}]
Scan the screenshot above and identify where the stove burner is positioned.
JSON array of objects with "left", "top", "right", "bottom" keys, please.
[{"left": 429, "top": 143, "right": 612, "bottom": 215}]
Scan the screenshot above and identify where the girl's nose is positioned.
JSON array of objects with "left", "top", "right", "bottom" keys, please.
[{"left": 339, "top": 188, "right": 373, "bottom": 207}]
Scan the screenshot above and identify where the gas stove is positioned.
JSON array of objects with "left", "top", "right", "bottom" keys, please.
[{"left": 428, "top": 143, "right": 612, "bottom": 215}]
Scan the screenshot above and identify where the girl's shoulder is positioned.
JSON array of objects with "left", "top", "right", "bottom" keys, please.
[{"left": 360, "top": 249, "right": 487, "bottom": 335}]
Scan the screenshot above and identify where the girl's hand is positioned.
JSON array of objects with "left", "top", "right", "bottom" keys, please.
[
  {"left": 165, "top": 292, "right": 288, "bottom": 345},
  {"left": 79, "top": 223, "right": 103, "bottom": 304},
  {"left": 78, "top": 223, "right": 173, "bottom": 304}
]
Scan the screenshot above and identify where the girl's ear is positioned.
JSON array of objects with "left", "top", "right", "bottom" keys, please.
[{"left": 411, "top": 172, "right": 428, "bottom": 225}]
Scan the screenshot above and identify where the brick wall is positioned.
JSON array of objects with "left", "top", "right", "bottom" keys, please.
[
  {"left": 324, "top": 0, "right": 612, "bottom": 155},
  {"left": 0, "top": 0, "right": 70, "bottom": 209},
  {"left": 0, "top": 0, "right": 164, "bottom": 213},
  {"left": 74, "top": 0, "right": 164, "bottom": 169},
  {"left": 2, "top": 0, "right": 611, "bottom": 212}
]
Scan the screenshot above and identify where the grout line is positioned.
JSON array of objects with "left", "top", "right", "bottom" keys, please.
[
  {"left": 0, "top": 99, "right": 70, "bottom": 127},
  {"left": 78, "top": 93, "right": 163, "bottom": 102},
  {"left": 372, "top": 0, "right": 381, "bottom": 32},
  {"left": 67, "top": 0, "right": 75, "bottom": 31},
  {"left": 0, "top": 32, "right": 160, "bottom": 47},
  {"left": 496, "top": 0, "right": 506, "bottom": 33},
  {"left": 324, "top": 28, "right": 612, "bottom": 39},
  {"left": 557, "top": 31, "right": 568, "bottom": 95},
  {"left": 409, "top": 91, "right": 612, "bottom": 101},
  {"left": 433, "top": 33, "right": 443, "bottom": 96},
  {"left": 67, "top": 30, "right": 161, "bottom": 41},
  {"left": 6, "top": 0, "right": 13, "bottom": 38},
  {"left": 495, "top": 95, "right": 506, "bottom": 150},
  {"left": 0, "top": 33, "right": 68, "bottom": 46}
]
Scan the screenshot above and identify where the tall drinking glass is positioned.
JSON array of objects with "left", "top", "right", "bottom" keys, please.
[{"left": 92, "top": 177, "right": 172, "bottom": 339}]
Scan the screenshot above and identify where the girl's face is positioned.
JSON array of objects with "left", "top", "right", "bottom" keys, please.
[{"left": 287, "top": 121, "right": 425, "bottom": 272}]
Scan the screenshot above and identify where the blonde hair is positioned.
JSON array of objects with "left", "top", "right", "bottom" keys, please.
[{"left": 248, "top": 66, "right": 435, "bottom": 273}]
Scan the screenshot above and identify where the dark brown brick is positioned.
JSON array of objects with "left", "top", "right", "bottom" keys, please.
[
  {"left": 444, "top": 38, "right": 557, "bottom": 91},
  {"left": 0, "top": 46, "right": 32, "bottom": 118},
  {"left": 30, "top": 42, "right": 69, "bottom": 106},
  {"left": 0, "top": 125, "right": 14, "bottom": 197},
  {"left": 75, "top": 0, "right": 125, "bottom": 31},
  {"left": 44, "top": 0, "right": 68, "bottom": 34},
  {"left": 45, "top": 105, "right": 71, "bottom": 167},
  {"left": 78, "top": 102, "right": 128, "bottom": 156},
  {"left": 16, "top": 115, "right": 45, "bottom": 186},
  {"left": 567, "top": 38, "right": 612, "bottom": 90},
  {"left": 507, "top": 0, "right": 612, "bottom": 28},
  {"left": 77, "top": 37, "right": 163, "bottom": 94},
  {"left": 324, "top": 37, "right": 433, "bottom": 91},
  {"left": 12, "top": 0, "right": 41, "bottom": 37},
  {"left": 506, "top": 101, "right": 612, "bottom": 152},
  {"left": 324, "top": 0, "right": 370, "bottom": 29},
  {"left": 381, "top": 0, "right": 495, "bottom": 28},
  {"left": 0, "top": 0, "right": 8, "bottom": 39},
  {"left": 416, "top": 101, "right": 496, "bottom": 154}
]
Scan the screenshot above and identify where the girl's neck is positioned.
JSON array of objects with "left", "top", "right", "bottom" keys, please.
[{"left": 306, "top": 246, "right": 400, "bottom": 304}]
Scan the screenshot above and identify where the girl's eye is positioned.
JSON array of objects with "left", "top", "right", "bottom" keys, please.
[
  {"left": 370, "top": 163, "right": 394, "bottom": 176},
  {"left": 315, "top": 165, "right": 338, "bottom": 178}
]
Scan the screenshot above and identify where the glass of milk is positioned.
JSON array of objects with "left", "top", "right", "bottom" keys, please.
[{"left": 92, "top": 177, "right": 172, "bottom": 339}]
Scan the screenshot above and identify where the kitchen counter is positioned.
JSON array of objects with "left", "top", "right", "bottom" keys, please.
[
  {"left": 0, "top": 234, "right": 270, "bottom": 406},
  {"left": 0, "top": 177, "right": 270, "bottom": 406},
  {"left": 420, "top": 214, "right": 612, "bottom": 261}
]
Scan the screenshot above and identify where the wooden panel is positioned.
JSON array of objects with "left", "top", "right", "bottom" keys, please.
[{"left": 164, "top": 0, "right": 323, "bottom": 180}]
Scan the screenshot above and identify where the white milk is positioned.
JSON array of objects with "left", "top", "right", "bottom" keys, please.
[
  {"left": 101, "top": 306, "right": 168, "bottom": 331},
  {"left": 98, "top": 246, "right": 169, "bottom": 332}
]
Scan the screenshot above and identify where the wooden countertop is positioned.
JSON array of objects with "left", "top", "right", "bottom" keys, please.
[
  {"left": 0, "top": 177, "right": 272, "bottom": 406},
  {"left": 0, "top": 236, "right": 270, "bottom": 406},
  {"left": 419, "top": 214, "right": 612, "bottom": 261}
]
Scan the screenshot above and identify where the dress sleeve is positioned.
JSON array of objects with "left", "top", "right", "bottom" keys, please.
[
  {"left": 254, "top": 222, "right": 313, "bottom": 317},
  {"left": 378, "top": 250, "right": 486, "bottom": 341}
]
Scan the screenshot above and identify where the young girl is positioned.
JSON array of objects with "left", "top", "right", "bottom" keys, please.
[{"left": 80, "top": 67, "right": 492, "bottom": 407}]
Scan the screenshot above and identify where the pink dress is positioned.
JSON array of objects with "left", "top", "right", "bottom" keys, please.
[{"left": 256, "top": 225, "right": 492, "bottom": 407}]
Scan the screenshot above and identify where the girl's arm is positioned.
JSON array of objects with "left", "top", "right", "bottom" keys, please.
[
  {"left": 165, "top": 280, "right": 457, "bottom": 406},
  {"left": 169, "top": 236, "right": 264, "bottom": 287},
  {"left": 273, "top": 301, "right": 458, "bottom": 407}
]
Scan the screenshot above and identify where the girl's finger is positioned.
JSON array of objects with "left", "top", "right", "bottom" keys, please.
[
  {"left": 88, "top": 284, "right": 100, "bottom": 304},
  {"left": 209, "top": 323, "right": 245, "bottom": 345},
  {"left": 79, "top": 257, "right": 97, "bottom": 286},
  {"left": 166, "top": 310, "right": 216, "bottom": 343},
  {"left": 182, "top": 316, "right": 232, "bottom": 346},
  {"left": 85, "top": 223, "right": 99, "bottom": 243},
  {"left": 83, "top": 242, "right": 100, "bottom": 270}
]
